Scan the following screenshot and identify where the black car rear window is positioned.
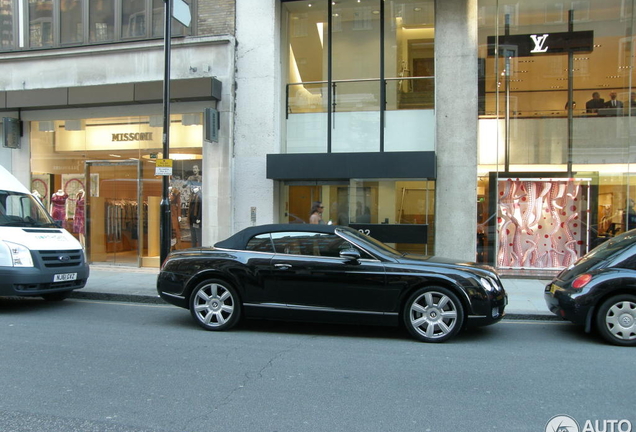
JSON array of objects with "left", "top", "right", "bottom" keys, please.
[{"left": 586, "top": 231, "right": 636, "bottom": 261}]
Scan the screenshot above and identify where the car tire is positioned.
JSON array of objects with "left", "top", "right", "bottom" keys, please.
[
  {"left": 41, "top": 291, "right": 71, "bottom": 301},
  {"left": 595, "top": 294, "right": 636, "bottom": 346},
  {"left": 403, "top": 286, "right": 464, "bottom": 343},
  {"left": 189, "top": 279, "right": 241, "bottom": 331}
]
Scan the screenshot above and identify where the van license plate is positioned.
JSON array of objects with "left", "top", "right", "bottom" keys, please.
[{"left": 54, "top": 273, "right": 77, "bottom": 282}]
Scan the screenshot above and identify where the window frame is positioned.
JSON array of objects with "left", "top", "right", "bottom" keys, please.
[{"left": 3, "top": 0, "right": 196, "bottom": 52}]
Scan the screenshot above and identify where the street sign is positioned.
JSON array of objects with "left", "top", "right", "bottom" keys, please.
[
  {"left": 173, "top": 0, "right": 191, "bottom": 27},
  {"left": 155, "top": 159, "right": 173, "bottom": 176}
]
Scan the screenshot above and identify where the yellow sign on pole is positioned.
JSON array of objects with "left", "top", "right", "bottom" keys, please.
[{"left": 155, "top": 159, "right": 173, "bottom": 176}]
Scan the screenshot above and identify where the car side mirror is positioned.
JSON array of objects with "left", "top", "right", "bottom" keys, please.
[{"left": 340, "top": 248, "right": 360, "bottom": 261}]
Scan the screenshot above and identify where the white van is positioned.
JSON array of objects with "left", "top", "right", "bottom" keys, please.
[{"left": 0, "top": 165, "right": 89, "bottom": 300}]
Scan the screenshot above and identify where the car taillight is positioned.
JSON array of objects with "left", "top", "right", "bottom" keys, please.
[{"left": 571, "top": 274, "right": 592, "bottom": 289}]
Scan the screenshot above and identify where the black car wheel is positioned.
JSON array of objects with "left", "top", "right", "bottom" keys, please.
[
  {"left": 404, "top": 286, "right": 464, "bottom": 343},
  {"left": 189, "top": 279, "right": 241, "bottom": 331},
  {"left": 595, "top": 294, "right": 636, "bottom": 346}
]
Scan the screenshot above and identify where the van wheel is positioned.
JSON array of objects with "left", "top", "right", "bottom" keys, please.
[{"left": 41, "top": 291, "right": 72, "bottom": 301}]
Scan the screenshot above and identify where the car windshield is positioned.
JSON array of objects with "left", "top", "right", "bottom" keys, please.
[
  {"left": 339, "top": 227, "right": 403, "bottom": 257},
  {"left": 0, "top": 191, "right": 57, "bottom": 227},
  {"left": 584, "top": 230, "right": 636, "bottom": 261}
]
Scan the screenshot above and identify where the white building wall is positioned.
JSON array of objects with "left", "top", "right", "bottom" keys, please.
[{"left": 233, "top": 0, "right": 282, "bottom": 230}]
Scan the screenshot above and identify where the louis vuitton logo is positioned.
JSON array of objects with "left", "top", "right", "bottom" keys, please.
[{"left": 530, "top": 34, "right": 550, "bottom": 53}]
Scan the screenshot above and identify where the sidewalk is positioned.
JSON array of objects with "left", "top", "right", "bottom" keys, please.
[{"left": 71, "top": 265, "right": 557, "bottom": 320}]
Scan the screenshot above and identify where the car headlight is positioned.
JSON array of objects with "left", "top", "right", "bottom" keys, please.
[
  {"left": 3, "top": 241, "right": 34, "bottom": 267},
  {"left": 480, "top": 277, "right": 496, "bottom": 291}
]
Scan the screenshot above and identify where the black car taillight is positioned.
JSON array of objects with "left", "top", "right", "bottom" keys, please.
[{"left": 571, "top": 274, "right": 592, "bottom": 289}]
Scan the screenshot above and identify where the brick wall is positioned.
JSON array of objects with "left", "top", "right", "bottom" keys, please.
[{"left": 197, "top": 0, "right": 236, "bottom": 36}]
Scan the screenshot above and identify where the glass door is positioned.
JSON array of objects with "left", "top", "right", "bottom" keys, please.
[{"left": 85, "top": 160, "right": 143, "bottom": 266}]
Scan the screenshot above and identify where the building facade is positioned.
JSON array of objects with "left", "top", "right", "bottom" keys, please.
[{"left": 1, "top": 0, "right": 635, "bottom": 274}]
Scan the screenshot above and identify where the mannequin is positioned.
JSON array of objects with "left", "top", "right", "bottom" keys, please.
[
  {"left": 50, "top": 189, "right": 68, "bottom": 228},
  {"left": 188, "top": 186, "right": 202, "bottom": 247},
  {"left": 169, "top": 186, "right": 182, "bottom": 249},
  {"left": 73, "top": 189, "right": 85, "bottom": 247}
]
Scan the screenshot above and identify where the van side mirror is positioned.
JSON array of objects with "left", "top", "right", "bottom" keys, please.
[{"left": 340, "top": 248, "right": 360, "bottom": 261}]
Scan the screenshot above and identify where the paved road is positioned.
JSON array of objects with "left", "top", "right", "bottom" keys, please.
[{"left": 1, "top": 297, "right": 633, "bottom": 432}]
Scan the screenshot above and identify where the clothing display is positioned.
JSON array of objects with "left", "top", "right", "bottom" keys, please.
[
  {"left": 105, "top": 199, "right": 143, "bottom": 243},
  {"left": 188, "top": 187, "right": 202, "bottom": 247},
  {"left": 51, "top": 191, "right": 68, "bottom": 227},
  {"left": 169, "top": 187, "right": 182, "bottom": 249},
  {"left": 73, "top": 191, "right": 85, "bottom": 234}
]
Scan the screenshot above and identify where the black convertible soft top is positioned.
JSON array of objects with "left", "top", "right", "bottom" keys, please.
[{"left": 214, "top": 224, "right": 348, "bottom": 250}]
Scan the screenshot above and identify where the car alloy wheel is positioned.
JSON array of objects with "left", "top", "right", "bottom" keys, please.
[
  {"left": 404, "top": 286, "right": 464, "bottom": 343},
  {"left": 596, "top": 294, "right": 636, "bottom": 346},
  {"left": 189, "top": 279, "right": 241, "bottom": 331}
]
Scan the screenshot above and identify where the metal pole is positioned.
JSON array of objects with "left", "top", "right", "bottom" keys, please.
[
  {"left": 504, "top": 14, "right": 511, "bottom": 173},
  {"left": 567, "top": 10, "right": 574, "bottom": 176},
  {"left": 160, "top": 0, "right": 173, "bottom": 265}
]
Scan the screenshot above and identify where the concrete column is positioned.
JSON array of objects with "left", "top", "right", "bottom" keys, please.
[
  {"left": 234, "top": 0, "right": 281, "bottom": 231},
  {"left": 434, "top": 0, "right": 478, "bottom": 261}
]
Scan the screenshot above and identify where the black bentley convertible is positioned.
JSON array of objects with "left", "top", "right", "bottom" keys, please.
[{"left": 157, "top": 224, "right": 507, "bottom": 343}]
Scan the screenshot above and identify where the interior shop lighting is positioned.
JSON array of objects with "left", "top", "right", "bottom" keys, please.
[
  {"left": 149, "top": 115, "right": 164, "bottom": 128},
  {"left": 142, "top": 153, "right": 202, "bottom": 160},
  {"left": 181, "top": 113, "right": 202, "bottom": 126},
  {"left": 64, "top": 120, "right": 84, "bottom": 131},
  {"left": 38, "top": 121, "right": 55, "bottom": 132}
]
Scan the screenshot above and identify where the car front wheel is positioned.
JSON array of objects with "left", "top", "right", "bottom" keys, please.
[
  {"left": 189, "top": 279, "right": 241, "bottom": 331},
  {"left": 595, "top": 294, "right": 636, "bottom": 346},
  {"left": 404, "top": 286, "right": 464, "bottom": 343}
]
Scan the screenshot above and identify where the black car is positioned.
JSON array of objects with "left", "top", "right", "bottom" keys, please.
[
  {"left": 157, "top": 224, "right": 507, "bottom": 343},
  {"left": 545, "top": 229, "right": 636, "bottom": 346}
]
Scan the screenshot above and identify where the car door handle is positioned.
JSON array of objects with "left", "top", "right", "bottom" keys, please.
[{"left": 274, "top": 263, "right": 292, "bottom": 270}]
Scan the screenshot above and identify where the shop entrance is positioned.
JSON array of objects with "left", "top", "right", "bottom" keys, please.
[{"left": 85, "top": 160, "right": 143, "bottom": 267}]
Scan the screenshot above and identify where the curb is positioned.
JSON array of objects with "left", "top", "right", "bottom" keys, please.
[
  {"left": 70, "top": 291, "right": 165, "bottom": 304},
  {"left": 70, "top": 291, "right": 560, "bottom": 320}
]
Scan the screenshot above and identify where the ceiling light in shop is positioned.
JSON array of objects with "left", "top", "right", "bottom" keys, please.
[
  {"left": 38, "top": 121, "right": 55, "bottom": 132},
  {"left": 181, "top": 113, "right": 202, "bottom": 126},
  {"left": 142, "top": 153, "right": 202, "bottom": 161},
  {"left": 149, "top": 116, "right": 163, "bottom": 128},
  {"left": 64, "top": 120, "right": 84, "bottom": 131}
]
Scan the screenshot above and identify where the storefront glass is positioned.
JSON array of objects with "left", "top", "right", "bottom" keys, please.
[
  {"left": 280, "top": 180, "right": 435, "bottom": 255},
  {"left": 283, "top": 0, "right": 435, "bottom": 154},
  {"left": 30, "top": 114, "right": 203, "bottom": 267},
  {"left": 478, "top": 0, "right": 636, "bottom": 272}
]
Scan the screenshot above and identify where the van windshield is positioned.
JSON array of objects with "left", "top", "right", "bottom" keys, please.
[{"left": 0, "top": 191, "right": 58, "bottom": 228}]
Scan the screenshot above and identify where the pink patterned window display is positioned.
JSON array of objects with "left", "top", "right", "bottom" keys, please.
[{"left": 497, "top": 178, "right": 590, "bottom": 270}]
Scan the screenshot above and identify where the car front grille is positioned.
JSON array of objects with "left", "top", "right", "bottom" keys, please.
[
  {"left": 36, "top": 250, "right": 84, "bottom": 268},
  {"left": 14, "top": 279, "right": 86, "bottom": 292}
]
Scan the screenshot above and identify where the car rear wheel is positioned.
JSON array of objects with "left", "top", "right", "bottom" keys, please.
[
  {"left": 189, "top": 279, "right": 241, "bottom": 331},
  {"left": 595, "top": 294, "right": 636, "bottom": 346},
  {"left": 403, "top": 286, "right": 464, "bottom": 343}
]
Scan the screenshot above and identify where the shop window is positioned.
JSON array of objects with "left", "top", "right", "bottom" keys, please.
[
  {"left": 0, "top": 0, "right": 15, "bottom": 50},
  {"left": 283, "top": 0, "right": 435, "bottom": 154},
  {"left": 122, "top": 0, "right": 146, "bottom": 38},
  {"left": 89, "top": 0, "right": 115, "bottom": 42},
  {"left": 60, "top": 0, "right": 83, "bottom": 44},
  {"left": 281, "top": 179, "right": 434, "bottom": 255},
  {"left": 29, "top": 0, "right": 53, "bottom": 48}
]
